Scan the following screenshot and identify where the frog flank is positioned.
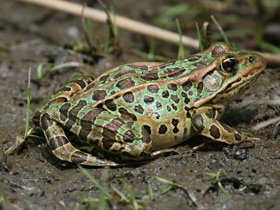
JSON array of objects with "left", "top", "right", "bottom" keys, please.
[{"left": 33, "top": 43, "right": 266, "bottom": 166}]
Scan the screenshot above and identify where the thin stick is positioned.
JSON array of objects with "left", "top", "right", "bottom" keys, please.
[
  {"left": 18, "top": 0, "right": 199, "bottom": 49},
  {"left": 252, "top": 116, "right": 280, "bottom": 131},
  {"left": 17, "top": 0, "right": 280, "bottom": 65}
]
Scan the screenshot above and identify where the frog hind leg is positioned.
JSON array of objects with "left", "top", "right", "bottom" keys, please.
[
  {"left": 191, "top": 106, "right": 260, "bottom": 145},
  {"left": 41, "top": 103, "right": 152, "bottom": 165},
  {"left": 40, "top": 112, "right": 121, "bottom": 166},
  {"left": 56, "top": 104, "right": 153, "bottom": 161}
]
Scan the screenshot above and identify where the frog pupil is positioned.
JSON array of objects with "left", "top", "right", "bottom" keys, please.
[{"left": 222, "top": 55, "right": 237, "bottom": 74}]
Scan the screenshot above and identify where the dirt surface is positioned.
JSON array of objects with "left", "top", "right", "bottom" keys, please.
[{"left": 1, "top": 1, "right": 280, "bottom": 209}]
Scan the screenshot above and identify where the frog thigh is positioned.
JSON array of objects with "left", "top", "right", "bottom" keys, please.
[
  {"left": 191, "top": 106, "right": 260, "bottom": 144},
  {"left": 40, "top": 112, "right": 121, "bottom": 166},
  {"left": 42, "top": 104, "right": 152, "bottom": 165}
]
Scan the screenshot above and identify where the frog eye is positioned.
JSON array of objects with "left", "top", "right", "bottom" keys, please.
[{"left": 221, "top": 55, "right": 238, "bottom": 74}]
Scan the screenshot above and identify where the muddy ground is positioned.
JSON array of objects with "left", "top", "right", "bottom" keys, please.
[{"left": 0, "top": 1, "right": 280, "bottom": 209}]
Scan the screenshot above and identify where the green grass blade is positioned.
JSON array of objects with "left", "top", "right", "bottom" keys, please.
[
  {"left": 218, "top": 181, "right": 229, "bottom": 195},
  {"left": 160, "top": 185, "right": 173, "bottom": 194},
  {"left": 24, "top": 68, "right": 31, "bottom": 138},
  {"left": 150, "top": 176, "right": 173, "bottom": 185},
  {"left": 110, "top": 6, "right": 119, "bottom": 45},
  {"left": 36, "top": 62, "right": 54, "bottom": 79},
  {"left": 87, "top": 19, "right": 94, "bottom": 48},
  {"left": 211, "top": 15, "right": 232, "bottom": 48},
  {"left": 196, "top": 22, "right": 203, "bottom": 51},
  {"left": 112, "top": 185, "right": 130, "bottom": 202},
  {"left": 121, "top": 179, "right": 138, "bottom": 210},
  {"left": 0, "top": 193, "right": 4, "bottom": 204},
  {"left": 77, "top": 165, "right": 112, "bottom": 199},
  {"left": 176, "top": 18, "right": 185, "bottom": 59},
  {"left": 148, "top": 181, "right": 154, "bottom": 201}
]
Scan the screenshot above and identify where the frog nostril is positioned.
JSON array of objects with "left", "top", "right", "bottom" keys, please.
[{"left": 248, "top": 56, "right": 254, "bottom": 63}]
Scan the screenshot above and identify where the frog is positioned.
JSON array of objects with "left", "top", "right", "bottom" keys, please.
[{"left": 32, "top": 43, "right": 266, "bottom": 166}]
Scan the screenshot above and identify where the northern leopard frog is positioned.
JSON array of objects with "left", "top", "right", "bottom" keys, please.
[{"left": 33, "top": 43, "right": 266, "bottom": 166}]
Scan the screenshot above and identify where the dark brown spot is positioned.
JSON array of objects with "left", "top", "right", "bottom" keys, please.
[
  {"left": 102, "top": 138, "right": 115, "bottom": 150},
  {"left": 99, "top": 74, "right": 110, "bottom": 83},
  {"left": 110, "top": 91, "right": 116, "bottom": 95},
  {"left": 143, "top": 125, "right": 151, "bottom": 135},
  {"left": 123, "top": 92, "right": 134, "bottom": 103},
  {"left": 153, "top": 112, "right": 160, "bottom": 119},
  {"left": 181, "top": 92, "right": 190, "bottom": 104},
  {"left": 182, "top": 80, "right": 192, "bottom": 91},
  {"left": 159, "top": 61, "right": 175, "bottom": 69},
  {"left": 123, "top": 130, "right": 134, "bottom": 142},
  {"left": 167, "top": 105, "right": 171, "bottom": 112},
  {"left": 92, "top": 90, "right": 106, "bottom": 101},
  {"left": 183, "top": 128, "right": 188, "bottom": 138},
  {"left": 164, "top": 67, "right": 186, "bottom": 78},
  {"left": 186, "top": 112, "right": 191, "bottom": 118},
  {"left": 85, "top": 83, "right": 95, "bottom": 91},
  {"left": 158, "top": 125, "right": 167, "bottom": 134},
  {"left": 193, "top": 62, "right": 206, "bottom": 67},
  {"left": 127, "top": 64, "right": 148, "bottom": 70},
  {"left": 105, "top": 99, "right": 116, "bottom": 111},
  {"left": 102, "top": 118, "right": 125, "bottom": 149},
  {"left": 75, "top": 79, "right": 86, "bottom": 89},
  {"left": 49, "top": 136, "right": 68, "bottom": 149},
  {"left": 172, "top": 118, "right": 179, "bottom": 126},
  {"left": 66, "top": 100, "right": 86, "bottom": 129},
  {"left": 116, "top": 77, "right": 135, "bottom": 89},
  {"left": 79, "top": 108, "right": 104, "bottom": 140},
  {"left": 205, "top": 109, "right": 215, "bottom": 118},
  {"left": 171, "top": 104, "right": 177, "bottom": 110},
  {"left": 141, "top": 71, "right": 159, "bottom": 81},
  {"left": 162, "top": 90, "right": 169, "bottom": 98},
  {"left": 212, "top": 45, "right": 226, "bottom": 57},
  {"left": 156, "top": 102, "right": 162, "bottom": 110},
  {"left": 173, "top": 127, "right": 179, "bottom": 133},
  {"left": 187, "top": 55, "right": 201, "bottom": 62},
  {"left": 71, "top": 151, "right": 88, "bottom": 163},
  {"left": 59, "top": 103, "right": 71, "bottom": 121},
  {"left": 134, "top": 105, "right": 144, "bottom": 114},
  {"left": 113, "top": 70, "right": 136, "bottom": 79},
  {"left": 127, "top": 122, "right": 134, "bottom": 128},
  {"left": 234, "top": 133, "right": 242, "bottom": 141},
  {"left": 184, "top": 106, "right": 190, "bottom": 111},
  {"left": 147, "top": 84, "right": 159, "bottom": 93},
  {"left": 197, "top": 82, "right": 203, "bottom": 94},
  {"left": 144, "top": 95, "right": 154, "bottom": 104},
  {"left": 188, "top": 90, "right": 193, "bottom": 96},
  {"left": 171, "top": 95, "right": 179, "bottom": 103},
  {"left": 168, "top": 83, "right": 178, "bottom": 91},
  {"left": 221, "top": 123, "right": 232, "bottom": 133},
  {"left": 119, "top": 108, "right": 137, "bottom": 121},
  {"left": 50, "top": 97, "right": 68, "bottom": 105},
  {"left": 142, "top": 127, "right": 151, "bottom": 143},
  {"left": 172, "top": 119, "right": 179, "bottom": 133},
  {"left": 192, "top": 114, "right": 204, "bottom": 133},
  {"left": 60, "top": 86, "right": 71, "bottom": 92},
  {"left": 210, "top": 125, "right": 221, "bottom": 139}
]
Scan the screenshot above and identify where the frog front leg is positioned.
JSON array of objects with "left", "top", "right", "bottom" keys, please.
[{"left": 191, "top": 106, "right": 260, "bottom": 144}]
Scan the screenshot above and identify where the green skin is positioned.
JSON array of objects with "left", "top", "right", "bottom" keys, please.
[{"left": 33, "top": 43, "right": 266, "bottom": 166}]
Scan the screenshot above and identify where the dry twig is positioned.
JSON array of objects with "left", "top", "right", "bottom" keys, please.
[
  {"left": 18, "top": 0, "right": 280, "bottom": 65},
  {"left": 18, "top": 0, "right": 199, "bottom": 49}
]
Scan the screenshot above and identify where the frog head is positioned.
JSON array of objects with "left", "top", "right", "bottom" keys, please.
[{"left": 191, "top": 43, "right": 266, "bottom": 107}]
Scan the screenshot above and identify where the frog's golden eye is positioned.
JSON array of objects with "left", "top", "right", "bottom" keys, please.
[{"left": 221, "top": 55, "right": 238, "bottom": 74}]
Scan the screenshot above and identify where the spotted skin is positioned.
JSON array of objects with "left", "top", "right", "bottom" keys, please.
[{"left": 33, "top": 43, "right": 266, "bottom": 166}]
